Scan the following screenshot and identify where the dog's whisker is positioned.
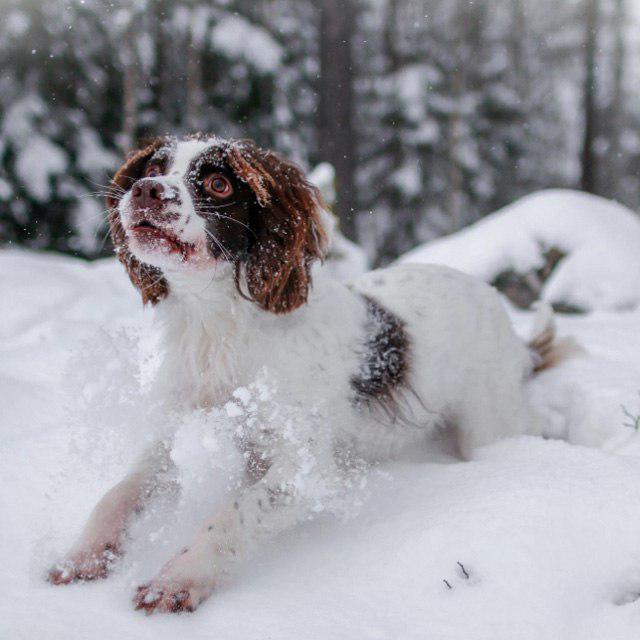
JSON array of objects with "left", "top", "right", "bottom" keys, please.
[
  {"left": 200, "top": 263, "right": 224, "bottom": 295},
  {"left": 83, "top": 208, "right": 113, "bottom": 220},
  {"left": 205, "top": 230, "right": 233, "bottom": 262},
  {"left": 86, "top": 178, "right": 126, "bottom": 193},
  {"left": 205, "top": 229, "right": 233, "bottom": 262},
  {"left": 211, "top": 213, "right": 253, "bottom": 233},
  {"left": 195, "top": 200, "right": 238, "bottom": 210},
  {"left": 92, "top": 220, "right": 110, "bottom": 240},
  {"left": 140, "top": 272, "right": 167, "bottom": 293},
  {"left": 79, "top": 191, "right": 120, "bottom": 198},
  {"left": 196, "top": 209, "right": 255, "bottom": 237},
  {"left": 95, "top": 227, "right": 113, "bottom": 252}
]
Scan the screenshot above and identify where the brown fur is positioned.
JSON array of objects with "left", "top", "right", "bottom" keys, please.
[
  {"left": 528, "top": 313, "right": 582, "bottom": 373},
  {"left": 106, "top": 138, "right": 170, "bottom": 305},
  {"left": 351, "top": 295, "right": 411, "bottom": 421},
  {"left": 106, "top": 136, "right": 328, "bottom": 314},
  {"left": 225, "top": 140, "right": 329, "bottom": 314}
]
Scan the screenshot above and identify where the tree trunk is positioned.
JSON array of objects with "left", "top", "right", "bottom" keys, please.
[
  {"left": 446, "top": 0, "right": 471, "bottom": 232},
  {"left": 580, "top": 0, "right": 599, "bottom": 193},
  {"left": 185, "top": 14, "right": 206, "bottom": 132},
  {"left": 121, "top": 16, "right": 139, "bottom": 150},
  {"left": 510, "top": 0, "right": 530, "bottom": 106},
  {"left": 151, "top": 0, "right": 175, "bottom": 133},
  {"left": 317, "top": 0, "right": 357, "bottom": 240},
  {"left": 607, "top": 0, "right": 625, "bottom": 199}
]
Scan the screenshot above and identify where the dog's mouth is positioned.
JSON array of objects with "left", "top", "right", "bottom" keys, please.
[{"left": 130, "top": 220, "right": 194, "bottom": 257}]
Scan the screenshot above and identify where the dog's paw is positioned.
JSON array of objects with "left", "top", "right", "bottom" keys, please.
[
  {"left": 133, "top": 580, "right": 213, "bottom": 614},
  {"left": 48, "top": 544, "right": 120, "bottom": 585}
]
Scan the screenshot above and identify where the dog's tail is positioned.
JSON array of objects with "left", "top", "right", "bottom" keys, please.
[{"left": 527, "top": 303, "right": 581, "bottom": 373}]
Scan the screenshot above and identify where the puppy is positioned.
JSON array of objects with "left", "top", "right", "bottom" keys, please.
[{"left": 49, "top": 135, "right": 562, "bottom": 613}]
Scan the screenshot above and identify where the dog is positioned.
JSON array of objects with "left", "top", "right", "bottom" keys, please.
[{"left": 48, "top": 135, "right": 565, "bottom": 613}]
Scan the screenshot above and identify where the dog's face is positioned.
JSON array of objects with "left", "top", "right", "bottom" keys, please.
[
  {"left": 107, "top": 136, "right": 328, "bottom": 313},
  {"left": 116, "top": 138, "right": 255, "bottom": 270}
]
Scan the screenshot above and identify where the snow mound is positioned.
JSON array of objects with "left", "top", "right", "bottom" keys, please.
[
  {"left": 5, "top": 250, "right": 640, "bottom": 639},
  {"left": 399, "top": 189, "right": 640, "bottom": 312},
  {"left": 308, "top": 162, "right": 369, "bottom": 280},
  {"left": 325, "top": 230, "right": 369, "bottom": 282}
]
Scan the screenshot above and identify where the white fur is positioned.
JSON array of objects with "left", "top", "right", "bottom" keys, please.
[
  {"left": 51, "top": 139, "right": 543, "bottom": 613},
  {"left": 152, "top": 259, "right": 539, "bottom": 458}
]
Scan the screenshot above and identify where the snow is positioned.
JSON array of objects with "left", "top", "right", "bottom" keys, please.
[
  {"left": 211, "top": 16, "right": 284, "bottom": 74},
  {"left": 391, "top": 161, "right": 422, "bottom": 198},
  {"left": 308, "top": 162, "right": 369, "bottom": 280},
  {"left": 393, "top": 63, "right": 441, "bottom": 124},
  {"left": 5, "top": 9, "right": 30, "bottom": 37},
  {"left": 308, "top": 162, "right": 336, "bottom": 207},
  {"left": 0, "top": 176, "right": 13, "bottom": 200},
  {"left": 69, "top": 197, "right": 105, "bottom": 254},
  {"left": 325, "top": 230, "right": 369, "bottom": 282},
  {"left": 3, "top": 249, "right": 640, "bottom": 638},
  {"left": 75, "top": 128, "right": 118, "bottom": 178},
  {"left": 2, "top": 95, "right": 68, "bottom": 202},
  {"left": 399, "top": 189, "right": 640, "bottom": 312},
  {"left": 2, "top": 94, "right": 45, "bottom": 140}
]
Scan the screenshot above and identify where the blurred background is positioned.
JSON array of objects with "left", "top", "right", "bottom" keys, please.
[{"left": 0, "top": 0, "right": 638, "bottom": 265}]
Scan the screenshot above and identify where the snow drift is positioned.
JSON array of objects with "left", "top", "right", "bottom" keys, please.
[
  {"left": 399, "top": 189, "right": 640, "bottom": 312},
  {"left": 3, "top": 249, "right": 640, "bottom": 639}
]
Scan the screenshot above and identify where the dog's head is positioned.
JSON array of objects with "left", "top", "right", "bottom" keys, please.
[{"left": 107, "top": 135, "right": 328, "bottom": 314}]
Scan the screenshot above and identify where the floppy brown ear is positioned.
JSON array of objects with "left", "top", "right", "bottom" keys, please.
[
  {"left": 226, "top": 141, "right": 329, "bottom": 314},
  {"left": 106, "top": 138, "right": 169, "bottom": 305}
]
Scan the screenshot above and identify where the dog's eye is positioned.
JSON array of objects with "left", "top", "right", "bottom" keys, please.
[
  {"left": 204, "top": 173, "right": 233, "bottom": 198},
  {"left": 145, "top": 164, "right": 162, "bottom": 178}
]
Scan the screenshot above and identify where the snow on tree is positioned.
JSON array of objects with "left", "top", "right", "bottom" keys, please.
[
  {"left": 399, "top": 189, "right": 640, "bottom": 312},
  {"left": 354, "top": 0, "right": 573, "bottom": 265},
  {"left": 0, "top": 0, "right": 638, "bottom": 263}
]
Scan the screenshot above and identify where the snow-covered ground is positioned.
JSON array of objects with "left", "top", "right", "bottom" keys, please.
[
  {"left": 3, "top": 249, "right": 640, "bottom": 639},
  {"left": 399, "top": 190, "right": 640, "bottom": 312}
]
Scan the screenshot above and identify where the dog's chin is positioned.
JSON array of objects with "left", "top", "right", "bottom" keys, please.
[{"left": 127, "top": 228, "right": 215, "bottom": 271}]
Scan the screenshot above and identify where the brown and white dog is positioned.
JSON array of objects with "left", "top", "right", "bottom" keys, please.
[{"left": 48, "top": 135, "right": 563, "bottom": 613}]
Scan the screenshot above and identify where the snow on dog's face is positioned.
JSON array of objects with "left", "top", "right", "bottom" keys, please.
[{"left": 107, "top": 136, "right": 328, "bottom": 313}]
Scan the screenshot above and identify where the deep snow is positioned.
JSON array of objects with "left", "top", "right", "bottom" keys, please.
[
  {"left": 399, "top": 190, "right": 640, "bottom": 312},
  {"left": 2, "top": 249, "right": 640, "bottom": 639}
]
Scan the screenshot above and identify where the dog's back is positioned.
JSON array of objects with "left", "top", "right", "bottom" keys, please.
[{"left": 354, "top": 264, "right": 545, "bottom": 458}]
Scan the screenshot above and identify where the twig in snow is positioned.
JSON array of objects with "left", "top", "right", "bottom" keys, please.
[
  {"left": 443, "top": 579, "right": 453, "bottom": 590},
  {"left": 457, "top": 561, "right": 470, "bottom": 579},
  {"left": 621, "top": 394, "right": 640, "bottom": 431}
]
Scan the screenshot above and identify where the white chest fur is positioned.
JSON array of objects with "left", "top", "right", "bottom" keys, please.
[{"left": 155, "top": 266, "right": 366, "bottom": 411}]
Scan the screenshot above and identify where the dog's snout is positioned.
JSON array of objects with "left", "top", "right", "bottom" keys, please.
[{"left": 131, "top": 179, "right": 170, "bottom": 210}]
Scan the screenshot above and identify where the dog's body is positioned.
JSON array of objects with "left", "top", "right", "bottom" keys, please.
[{"left": 49, "top": 136, "right": 559, "bottom": 613}]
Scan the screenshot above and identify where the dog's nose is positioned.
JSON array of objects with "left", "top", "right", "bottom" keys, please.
[{"left": 131, "top": 179, "right": 167, "bottom": 210}]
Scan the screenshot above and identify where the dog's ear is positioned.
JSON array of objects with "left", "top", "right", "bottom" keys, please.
[
  {"left": 106, "top": 138, "right": 169, "bottom": 305},
  {"left": 226, "top": 141, "right": 329, "bottom": 314}
]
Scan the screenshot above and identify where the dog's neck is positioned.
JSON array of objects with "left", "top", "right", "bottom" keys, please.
[
  {"left": 150, "top": 261, "right": 364, "bottom": 411},
  {"left": 154, "top": 263, "right": 337, "bottom": 405},
  {"left": 153, "top": 263, "right": 258, "bottom": 407}
]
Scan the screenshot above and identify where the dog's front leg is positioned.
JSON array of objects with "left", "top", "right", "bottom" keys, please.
[
  {"left": 49, "top": 442, "right": 173, "bottom": 584},
  {"left": 133, "top": 453, "right": 314, "bottom": 614}
]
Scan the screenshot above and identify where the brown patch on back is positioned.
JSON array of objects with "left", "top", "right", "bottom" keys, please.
[
  {"left": 106, "top": 138, "right": 171, "bottom": 305},
  {"left": 351, "top": 295, "right": 411, "bottom": 421}
]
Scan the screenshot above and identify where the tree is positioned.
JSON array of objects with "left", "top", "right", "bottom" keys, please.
[
  {"left": 0, "top": 0, "right": 637, "bottom": 264},
  {"left": 580, "top": 0, "right": 600, "bottom": 193},
  {"left": 317, "top": 0, "right": 358, "bottom": 240}
]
